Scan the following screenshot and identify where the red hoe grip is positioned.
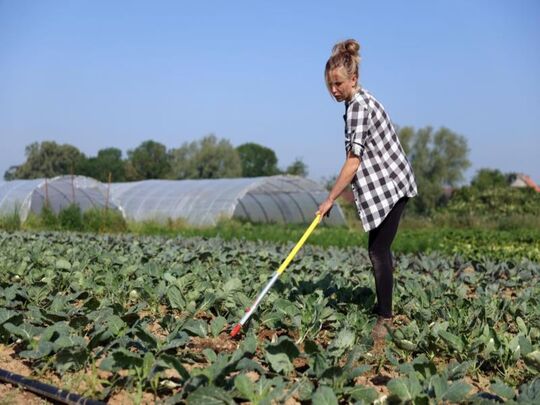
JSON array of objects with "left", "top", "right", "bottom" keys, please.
[{"left": 230, "top": 324, "right": 242, "bottom": 337}]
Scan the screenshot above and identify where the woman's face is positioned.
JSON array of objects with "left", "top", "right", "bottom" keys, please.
[{"left": 327, "top": 67, "right": 357, "bottom": 102}]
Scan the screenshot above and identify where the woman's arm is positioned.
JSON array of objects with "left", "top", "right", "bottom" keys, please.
[{"left": 317, "top": 151, "right": 361, "bottom": 221}]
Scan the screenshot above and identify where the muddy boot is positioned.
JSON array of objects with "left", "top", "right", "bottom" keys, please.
[{"left": 371, "top": 317, "right": 393, "bottom": 352}]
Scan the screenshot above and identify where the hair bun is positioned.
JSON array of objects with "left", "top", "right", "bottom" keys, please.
[
  {"left": 332, "top": 39, "right": 360, "bottom": 57},
  {"left": 325, "top": 39, "right": 361, "bottom": 94}
]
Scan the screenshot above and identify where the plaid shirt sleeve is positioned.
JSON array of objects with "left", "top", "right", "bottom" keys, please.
[{"left": 344, "top": 101, "right": 369, "bottom": 157}]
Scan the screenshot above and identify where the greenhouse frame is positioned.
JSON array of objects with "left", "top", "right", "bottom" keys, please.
[
  {"left": 110, "top": 175, "right": 346, "bottom": 226},
  {"left": 0, "top": 175, "right": 346, "bottom": 226},
  {"left": 0, "top": 175, "right": 120, "bottom": 221}
]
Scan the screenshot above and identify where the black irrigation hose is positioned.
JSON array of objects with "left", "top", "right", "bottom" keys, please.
[{"left": 0, "top": 368, "right": 105, "bottom": 405}]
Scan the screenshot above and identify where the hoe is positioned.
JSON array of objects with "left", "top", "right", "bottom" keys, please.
[{"left": 230, "top": 214, "right": 321, "bottom": 337}]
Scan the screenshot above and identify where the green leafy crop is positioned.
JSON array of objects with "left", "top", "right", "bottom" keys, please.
[{"left": 0, "top": 231, "right": 538, "bottom": 403}]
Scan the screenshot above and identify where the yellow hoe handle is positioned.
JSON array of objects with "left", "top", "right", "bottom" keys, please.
[{"left": 277, "top": 213, "right": 321, "bottom": 275}]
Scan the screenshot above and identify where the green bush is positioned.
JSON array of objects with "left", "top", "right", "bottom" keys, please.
[
  {"left": 446, "top": 186, "right": 540, "bottom": 217},
  {"left": 23, "top": 212, "right": 43, "bottom": 230},
  {"left": 58, "top": 204, "right": 83, "bottom": 230},
  {"left": 41, "top": 205, "right": 59, "bottom": 229},
  {"left": 83, "top": 208, "right": 127, "bottom": 233},
  {"left": 21, "top": 205, "right": 127, "bottom": 233},
  {"left": 23, "top": 206, "right": 59, "bottom": 231},
  {"left": 0, "top": 209, "right": 21, "bottom": 231},
  {"left": 127, "top": 216, "right": 192, "bottom": 236}
]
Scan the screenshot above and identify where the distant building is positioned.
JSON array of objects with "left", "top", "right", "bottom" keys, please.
[
  {"left": 510, "top": 173, "right": 540, "bottom": 192},
  {"left": 442, "top": 185, "right": 454, "bottom": 199}
]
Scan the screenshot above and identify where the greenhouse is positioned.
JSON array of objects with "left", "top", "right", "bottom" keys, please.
[
  {"left": 110, "top": 175, "right": 346, "bottom": 226},
  {"left": 0, "top": 175, "right": 120, "bottom": 221}
]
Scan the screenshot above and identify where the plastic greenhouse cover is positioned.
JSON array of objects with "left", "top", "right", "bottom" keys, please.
[
  {"left": 0, "top": 176, "right": 120, "bottom": 220},
  {"left": 110, "top": 176, "right": 346, "bottom": 227}
]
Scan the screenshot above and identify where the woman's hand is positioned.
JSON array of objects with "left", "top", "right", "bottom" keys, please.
[
  {"left": 317, "top": 152, "right": 361, "bottom": 224},
  {"left": 317, "top": 198, "right": 334, "bottom": 223}
]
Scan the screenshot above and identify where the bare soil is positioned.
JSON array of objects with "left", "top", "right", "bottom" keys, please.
[
  {"left": 0, "top": 344, "right": 53, "bottom": 404},
  {"left": 187, "top": 332, "right": 239, "bottom": 353}
]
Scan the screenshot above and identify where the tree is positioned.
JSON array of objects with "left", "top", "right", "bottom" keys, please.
[
  {"left": 399, "top": 126, "right": 471, "bottom": 214},
  {"left": 6, "top": 141, "right": 86, "bottom": 179},
  {"left": 285, "top": 158, "right": 308, "bottom": 177},
  {"left": 126, "top": 140, "right": 171, "bottom": 180},
  {"left": 236, "top": 143, "right": 279, "bottom": 177},
  {"left": 3, "top": 166, "right": 18, "bottom": 181},
  {"left": 79, "top": 147, "right": 126, "bottom": 182},
  {"left": 169, "top": 134, "right": 242, "bottom": 179},
  {"left": 470, "top": 168, "right": 508, "bottom": 191},
  {"left": 322, "top": 174, "right": 338, "bottom": 191},
  {"left": 396, "top": 125, "right": 414, "bottom": 156}
]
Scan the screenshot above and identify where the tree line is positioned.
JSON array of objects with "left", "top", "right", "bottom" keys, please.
[
  {"left": 4, "top": 135, "right": 308, "bottom": 182},
  {"left": 7, "top": 126, "right": 520, "bottom": 216}
]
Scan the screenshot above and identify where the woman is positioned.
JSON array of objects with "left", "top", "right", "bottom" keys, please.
[{"left": 317, "top": 39, "right": 417, "bottom": 342}]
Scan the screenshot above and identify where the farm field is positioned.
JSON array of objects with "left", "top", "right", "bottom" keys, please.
[
  {"left": 3, "top": 208, "right": 540, "bottom": 263},
  {"left": 133, "top": 222, "right": 540, "bottom": 263},
  {"left": 0, "top": 230, "right": 539, "bottom": 404}
]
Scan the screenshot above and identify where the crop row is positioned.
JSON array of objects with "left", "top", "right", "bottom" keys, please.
[{"left": 0, "top": 231, "right": 538, "bottom": 403}]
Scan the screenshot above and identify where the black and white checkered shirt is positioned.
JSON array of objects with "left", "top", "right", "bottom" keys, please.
[{"left": 344, "top": 88, "right": 417, "bottom": 232}]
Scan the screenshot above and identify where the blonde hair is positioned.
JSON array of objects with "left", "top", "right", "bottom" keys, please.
[{"left": 325, "top": 39, "right": 361, "bottom": 92}]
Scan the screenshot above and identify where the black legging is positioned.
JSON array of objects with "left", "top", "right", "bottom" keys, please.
[{"left": 368, "top": 196, "right": 409, "bottom": 318}]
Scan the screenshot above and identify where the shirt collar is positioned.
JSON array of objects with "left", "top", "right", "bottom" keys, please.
[{"left": 345, "top": 87, "right": 363, "bottom": 108}]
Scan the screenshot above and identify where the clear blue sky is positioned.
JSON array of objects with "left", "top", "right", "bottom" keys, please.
[{"left": 1, "top": 0, "right": 539, "bottom": 184}]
